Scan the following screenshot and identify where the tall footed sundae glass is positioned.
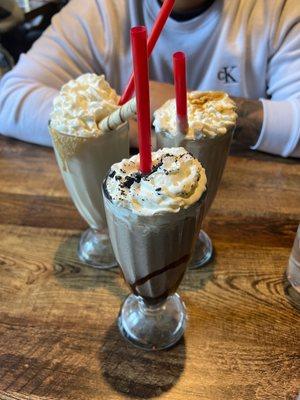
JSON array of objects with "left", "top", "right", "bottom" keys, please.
[
  {"left": 154, "top": 91, "right": 237, "bottom": 267},
  {"left": 103, "top": 147, "right": 207, "bottom": 350},
  {"left": 49, "top": 74, "right": 129, "bottom": 268}
]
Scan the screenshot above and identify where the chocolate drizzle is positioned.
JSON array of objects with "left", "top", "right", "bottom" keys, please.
[
  {"left": 140, "top": 270, "right": 186, "bottom": 305},
  {"left": 127, "top": 253, "right": 190, "bottom": 303}
]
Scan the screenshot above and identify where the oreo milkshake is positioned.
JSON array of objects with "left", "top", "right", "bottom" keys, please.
[
  {"left": 103, "top": 147, "right": 207, "bottom": 349},
  {"left": 103, "top": 147, "right": 207, "bottom": 303},
  {"left": 49, "top": 73, "right": 129, "bottom": 268}
]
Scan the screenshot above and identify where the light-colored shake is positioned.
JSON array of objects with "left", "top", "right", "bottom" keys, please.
[
  {"left": 49, "top": 73, "right": 129, "bottom": 268},
  {"left": 154, "top": 91, "right": 237, "bottom": 211},
  {"left": 154, "top": 91, "right": 237, "bottom": 267}
]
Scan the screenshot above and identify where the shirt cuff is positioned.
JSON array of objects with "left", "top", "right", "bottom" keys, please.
[{"left": 251, "top": 99, "right": 300, "bottom": 157}]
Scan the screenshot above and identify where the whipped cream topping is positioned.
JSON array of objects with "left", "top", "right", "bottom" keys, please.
[
  {"left": 50, "top": 73, "right": 119, "bottom": 137},
  {"left": 105, "top": 147, "right": 207, "bottom": 216},
  {"left": 153, "top": 91, "right": 237, "bottom": 139}
]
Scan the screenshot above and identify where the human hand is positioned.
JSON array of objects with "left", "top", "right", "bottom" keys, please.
[{"left": 129, "top": 80, "right": 175, "bottom": 148}]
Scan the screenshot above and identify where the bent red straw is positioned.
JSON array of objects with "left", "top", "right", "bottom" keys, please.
[
  {"left": 119, "top": 0, "right": 175, "bottom": 105},
  {"left": 131, "top": 26, "right": 152, "bottom": 174},
  {"left": 173, "top": 51, "right": 188, "bottom": 135}
]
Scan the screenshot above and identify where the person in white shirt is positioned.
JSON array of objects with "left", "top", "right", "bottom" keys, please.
[{"left": 0, "top": 0, "right": 299, "bottom": 157}]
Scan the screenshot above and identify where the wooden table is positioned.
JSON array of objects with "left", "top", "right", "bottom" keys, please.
[{"left": 0, "top": 136, "right": 299, "bottom": 400}]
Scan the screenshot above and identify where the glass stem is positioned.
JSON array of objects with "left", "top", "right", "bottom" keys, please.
[{"left": 137, "top": 296, "right": 166, "bottom": 315}]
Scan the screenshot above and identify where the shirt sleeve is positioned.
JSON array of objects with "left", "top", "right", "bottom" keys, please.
[
  {"left": 252, "top": 0, "right": 300, "bottom": 157},
  {"left": 0, "top": 0, "right": 107, "bottom": 146}
]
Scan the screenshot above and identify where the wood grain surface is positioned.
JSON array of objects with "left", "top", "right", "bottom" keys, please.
[{"left": 0, "top": 136, "right": 299, "bottom": 400}]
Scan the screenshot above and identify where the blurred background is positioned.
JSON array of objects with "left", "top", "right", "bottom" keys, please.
[{"left": 0, "top": 0, "right": 68, "bottom": 76}]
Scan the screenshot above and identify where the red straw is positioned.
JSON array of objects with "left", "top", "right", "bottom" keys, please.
[
  {"left": 131, "top": 26, "right": 152, "bottom": 174},
  {"left": 173, "top": 51, "right": 188, "bottom": 134},
  {"left": 119, "top": 0, "right": 175, "bottom": 105}
]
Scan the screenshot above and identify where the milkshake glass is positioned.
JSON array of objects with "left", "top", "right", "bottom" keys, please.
[
  {"left": 49, "top": 74, "right": 129, "bottom": 268},
  {"left": 286, "top": 224, "right": 300, "bottom": 293},
  {"left": 154, "top": 91, "right": 237, "bottom": 268},
  {"left": 102, "top": 147, "right": 207, "bottom": 350}
]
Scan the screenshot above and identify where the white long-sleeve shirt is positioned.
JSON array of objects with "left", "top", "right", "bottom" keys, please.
[{"left": 0, "top": 0, "right": 299, "bottom": 157}]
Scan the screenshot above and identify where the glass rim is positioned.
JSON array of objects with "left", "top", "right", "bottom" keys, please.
[
  {"left": 155, "top": 124, "right": 235, "bottom": 142},
  {"left": 48, "top": 120, "right": 129, "bottom": 139},
  {"left": 102, "top": 175, "right": 207, "bottom": 217}
]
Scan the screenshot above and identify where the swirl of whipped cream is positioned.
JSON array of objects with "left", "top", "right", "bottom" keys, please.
[
  {"left": 105, "top": 147, "right": 207, "bottom": 216},
  {"left": 50, "top": 73, "right": 119, "bottom": 137},
  {"left": 153, "top": 91, "right": 237, "bottom": 139}
]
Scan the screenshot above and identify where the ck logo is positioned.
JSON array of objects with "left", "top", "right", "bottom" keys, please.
[{"left": 217, "top": 66, "right": 238, "bottom": 83}]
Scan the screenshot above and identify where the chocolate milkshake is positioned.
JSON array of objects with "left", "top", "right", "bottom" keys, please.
[
  {"left": 49, "top": 73, "right": 129, "bottom": 268},
  {"left": 154, "top": 91, "right": 237, "bottom": 267},
  {"left": 103, "top": 146, "right": 207, "bottom": 301},
  {"left": 102, "top": 147, "right": 207, "bottom": 349}
]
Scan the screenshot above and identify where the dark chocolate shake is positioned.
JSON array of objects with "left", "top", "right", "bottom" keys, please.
[
  {"left": 102, "top": 147, "right": 207, "bottom": 350},
  {"left": 103, "top": 147, "right": 207, "bottom": 302}
]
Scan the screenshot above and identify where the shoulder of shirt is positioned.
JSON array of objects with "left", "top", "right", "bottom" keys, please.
[
  {"left": 230, "top": 0, "right": 298, "bottom": 18},
  {"left": 94, "top": 0, "right": 131, "bottom": 19},
  {"left": 230, "top": 0, "right": 299, "bottom": 41}
]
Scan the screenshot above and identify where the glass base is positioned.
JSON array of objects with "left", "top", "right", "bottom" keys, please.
[
  {"left": 77, "top": 227, "right": 117, "bottom": 269},
  {"left": 287, "top": 258, "right": 300, "bottom": 293},
  {"left": 118, "top": 293, "right": 187, "bottom": 351},
  {"left": 189, "top": 229, "right": 213, "bottom": 269}
]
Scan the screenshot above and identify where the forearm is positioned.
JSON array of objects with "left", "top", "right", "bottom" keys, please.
[
  {"left": 0, "top": 76, "right": 58, "bottom": 146},
  {"left": 231, "top": 97, "right": 263, "bottom": 147},
  {"left": 129, "top": 80, "right": 175, "bottom": 148},
  {"left": 0, "top": 0, "right": 104, "bottom": 146},
  {"left": 233, "top": 97, "right": 300, "bottom": 157}
]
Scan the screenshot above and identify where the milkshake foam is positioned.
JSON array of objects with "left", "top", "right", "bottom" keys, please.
[
  {"left": 153, "top": 91, "right": 237, "bottom": 139},
  {"left": 50, "top": 73, "right": 119, "bottom": 137},
  {"left": 103, "top": 147, "right": 207, "bottom": 302}
]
